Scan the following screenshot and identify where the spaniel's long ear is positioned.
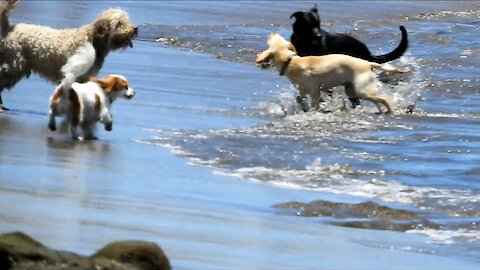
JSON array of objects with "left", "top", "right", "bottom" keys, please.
[
  {"left": 290, "top": 11, "right": 304, "bottom": 20},
  {"left": 255, "top": 50, "right": 272, "bottom": 64},
  {"left": 311, "top": 3, "right": 318, "bottom": 13},
  {"left": 91, "top": 76, "right": 116, "bottom": 94}
]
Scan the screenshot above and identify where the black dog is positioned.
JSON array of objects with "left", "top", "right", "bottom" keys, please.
[{"left": 290, "top": 4, "right": 409, "bottom": 108}]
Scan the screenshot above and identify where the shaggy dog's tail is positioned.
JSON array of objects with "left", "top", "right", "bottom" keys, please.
[
  {"left": 60, "top": 42, "right": 96, "bottom": 90},
  {"left": 1, "top": 0, "right": 18, "bottom": 37}
]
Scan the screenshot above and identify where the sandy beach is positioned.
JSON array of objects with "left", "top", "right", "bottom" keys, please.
[{"left": 1, "top": 1, "right": 480, "bottom": 269}]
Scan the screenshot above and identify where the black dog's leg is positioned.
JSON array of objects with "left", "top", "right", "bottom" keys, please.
[
  {"left": 296, "top": 95, "right": 308, "bottom": 112},
  {"left": 348, "top": 97, "right": 361, "bottom": 109},
  {"left": 0, "top": 91, "right": 6, "bottom": 112},
  {"left": 343, "top": 82, "right": 361, "bottom": 109}
]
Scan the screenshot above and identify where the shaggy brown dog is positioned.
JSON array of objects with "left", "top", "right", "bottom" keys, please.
[{"left": 0, "top": 0, "right": 137, "bottom": 112}]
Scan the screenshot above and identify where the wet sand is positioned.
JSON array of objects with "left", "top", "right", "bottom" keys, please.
[{"left": 1, "top": 1, "right": 480, "bottom": 269}]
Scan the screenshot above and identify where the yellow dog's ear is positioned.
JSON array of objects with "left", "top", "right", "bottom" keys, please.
[
  {"left": 255, "top": 49, "right": 272, "bottom": 63},
  {"left": 287, "top": 43, "right": 296, "bottom": 53}
]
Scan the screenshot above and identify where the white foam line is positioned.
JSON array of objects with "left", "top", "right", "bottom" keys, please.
[
  {"left": 415, "top": 10, "right": 480, "bottom": 20},
  {"left": 407, "top": 228, "right": 480, "bottom": 245},
  {"left": 138, "top": 135, "right": 480, "bottom": 245},
  {"left": 138, "top": 129, "right": 480, "bottom": 210}
]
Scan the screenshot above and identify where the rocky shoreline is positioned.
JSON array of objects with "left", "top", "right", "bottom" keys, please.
[
  {"left": 273, "top": 200, "right": 439, "bottom": 232},
  {"left": 0, "top": 232, "right": 171, "bottom": 270}
]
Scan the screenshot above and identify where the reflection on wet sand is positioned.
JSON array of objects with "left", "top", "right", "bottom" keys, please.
[{"left": 45, "top": 137, "right": 111, "bottom": 154}]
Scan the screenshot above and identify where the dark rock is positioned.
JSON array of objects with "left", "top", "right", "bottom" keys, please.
[
  {"left": 273, "top": 200, "right": 418, "bottom": 219},
  {"left": 0, "top": 231, "right": 85, "bottom": 270},
  {"left": 272, "top": 199, "right": 443, "bottom": 233},
  {"left": 0, "top": 231, "right": 171, "bottom": 270},
  {"left": 331, "top": 219, "right": 439, "bottom": 232},
  {"left": 92, "top": 241, "right": 171, "bottom": 270}
]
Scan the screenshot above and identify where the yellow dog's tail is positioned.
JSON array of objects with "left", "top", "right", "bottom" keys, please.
[
  {"left": 1, "top": 0, "right": 18, "bottom": 37},
  {"left": 371, "top": 62, "right": 406, "bottom": 73}
]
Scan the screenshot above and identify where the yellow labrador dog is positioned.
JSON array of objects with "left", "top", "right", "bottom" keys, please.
[{"left": 255, "top": 32, "right": 405, "bottom": 114}]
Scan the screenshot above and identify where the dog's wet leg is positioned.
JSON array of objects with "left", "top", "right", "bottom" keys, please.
[
  {"left": 364, "top": 95, "right": 394, "bottom": 114},
  {"left": 0, "top": 90, "right": 9, "bottom": 112},
  {"left": 344, "top": 82, "right": 361, "bottom": 108},
  {"left": 68, "top": 89, "right": 81, "bottom": 139},
  {"left": 317, "top": 86, "right": 329, "bottom": 104},
  {"left": 100, "top": 113, "right": 112, "bottom": 131},
  {"left": 70, "top": 124, "right": 79, "bottom": 140},
  {"left": 70, "top": 115, "right": 80, "bottom": 140},
  {"left": 48, "top": 87, "right": 63, "bottom": 131},
  {"left": 296, "top": 95, "right": 308, "bottom": 112},
  {"left": 82, "top": 123, "right": 98, "bottom": 140},
  {"left": 323, "top": 89, "right": 332, "bottom": 103},
  {"left": 372, "top": 101, "right": 384, "bottom": 114},
  {"left": 48, "top": 112, "right": 57, "bottom": 131},
  {"left": 0, "top": 91, "right": 3, "bottom": 113},
  {"left": 104, "top": 121, "right": 112, "bottom": 132},
  {"left": 0, "top": 55, "right": 32, "bottom": 112},
  {"left": 380, "top": 96, "right": 395, "bottom": 114},
  {"left": 348, "top": 97, "right": 361, "bottom": 108},
  {"left": 310, "top": 90, "right": 322, "bottom": 110}
]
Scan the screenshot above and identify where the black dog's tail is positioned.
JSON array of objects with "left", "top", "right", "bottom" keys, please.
[
  {"left": 370, "top": 26, "right": 408, "bottom": 64},
  {"left": 1, "top": 0, "right": 18, "bottom": 37}
]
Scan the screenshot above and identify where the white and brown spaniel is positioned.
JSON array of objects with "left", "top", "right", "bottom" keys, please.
[{"left": 48, "top": 74, "right": 135, "bottom": 140}]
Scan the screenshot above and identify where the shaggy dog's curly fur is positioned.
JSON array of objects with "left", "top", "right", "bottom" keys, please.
[{"left": 0, "top": 0, "right": 137, "bottom": 112}]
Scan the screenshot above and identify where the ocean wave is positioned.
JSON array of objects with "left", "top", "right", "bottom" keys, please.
[
  {"left": 139, "top": 131, "right": 480, "bottom": 218},
  {"left": 415, "top": 10, "right": 480, "bottom": 20},
  {"left": 218, "top": 159, "right": 479, "bottom": 211},
  {"left": 408, "top": 227, "right": 480, "bottom": 245}
]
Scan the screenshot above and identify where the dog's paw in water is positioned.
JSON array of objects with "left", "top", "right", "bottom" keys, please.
[
  {"left": 258, "top": 62, "right": 271, "bottom": 69},
  {"left": 48, "top": 122, "right": 57, "bottom": 132},
  {"left": 295, "top": 95, "right": 309, "bottom": 112},
  {"left": 105, "top": 122, "right": 113, "bottom": 131}
]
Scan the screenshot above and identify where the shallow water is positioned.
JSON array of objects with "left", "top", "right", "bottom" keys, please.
[{"left": 1, "top": 1, "right": 480, "bottom": 269}]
